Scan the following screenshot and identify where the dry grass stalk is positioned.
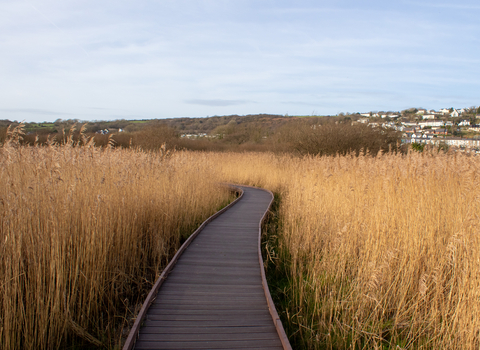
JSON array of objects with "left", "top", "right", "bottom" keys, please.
[
  {"left": 207, "top": 150, "right": 480, "bottom": 349},
  {"left": 3, "top": 138, "right": 479, "bottom": 349},
  {"left": 0, "top": 136, "right": 230, "bottom": 349}
]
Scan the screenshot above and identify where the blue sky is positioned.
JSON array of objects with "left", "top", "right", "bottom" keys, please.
[{"left": 1, "top": 0, "right": 479, "bottom": 122}]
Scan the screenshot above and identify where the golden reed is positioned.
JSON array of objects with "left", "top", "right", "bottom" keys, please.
[
  {"left": 0, "top": 128, "right": 231, "bottom": 349},
  {"left": 2, "top": 125, "right": 479, "bottom": 350},
  {"left": 210, "top": 151, "right": 480, "bottom": 349}
]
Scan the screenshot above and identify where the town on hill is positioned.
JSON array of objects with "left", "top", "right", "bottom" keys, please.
[
  {"left": 355, "top": 106, "right": 480, "bottom": 150},
  {"left": 2, "top": 106, "right": 480, "bottom": 153}
]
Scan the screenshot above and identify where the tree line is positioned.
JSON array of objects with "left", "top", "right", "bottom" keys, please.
[{"left": 0, "top": 115, "right": 402, "bottom": 156}]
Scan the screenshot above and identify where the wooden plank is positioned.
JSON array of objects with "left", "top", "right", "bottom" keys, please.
[
  {"left": 151, "top": 296, "right": 265, "bottom": 309},
  {"left": 138, "top": 332, "right": 280, "bottom": 341},
  {"left": 158, "top": 284, "right": 264, "bottom": 293},
  {"left": 145, "top": 314, "right": 274, "bottom": 322},
  {"left": 149, "top": 299, "right": 268, "bottom": 307},
  {"left": 165, "top": 271, "right": 261, "bottom": 279},
  {"left": 157, "top": 289, "right": 264, "bottom": 296},
  {"left": 141, "top": 319, "right": 276, "bottom": 327},
  {"left": 134, "top": 339, "right": 283, "bottom": 350},
  {"left": 146, "top": 308, "right": 269, "bottom": 315},
  {"left": 138, "top": 325, "right": 278, "bottom": 334},
  {"left": 128, "top": 186, "right": 291, "bottom": 350},
  {"left": 163, "top": 277, "right": 262, "bottom": 283},
  {"left": 176, "top": 257, "right": 259, "bottom": 265},
  {"left": 170, "top": 266, "right": 261, "bottom": 274},
  {"left": 135, "top": 343, "right": 282, "bottom": 350}
]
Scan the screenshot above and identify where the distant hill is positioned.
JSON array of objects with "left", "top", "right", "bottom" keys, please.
[{"left": 2, "top": 114, "right": 308, "bottom": 135}]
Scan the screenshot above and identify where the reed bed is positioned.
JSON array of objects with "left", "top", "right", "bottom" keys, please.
[
  {"left": 0, "top": 129, "right": 231, "bottom": 349},
  {"left": 2, "top": 127, "right": 479, "bottom": 350},
  {"left": 210, "top": 151, "right": 480, "bottom": 349}
]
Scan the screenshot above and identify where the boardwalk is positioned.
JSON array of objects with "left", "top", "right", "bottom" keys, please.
[{"left": 125, "top": 186, "right": 291, "bottom": 350}]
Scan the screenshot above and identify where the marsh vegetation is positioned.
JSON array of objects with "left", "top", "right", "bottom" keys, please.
[{"left": 1, "top": 123, "right": 478, "bottom": 349}]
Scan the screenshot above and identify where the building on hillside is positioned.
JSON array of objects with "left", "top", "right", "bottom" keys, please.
[
  {"left": 402, "top": 121, "right": 419, "bottom": 128},
  {"left": 430, "top": 137, "right": 480, "bottom": 148},
  {"left": 434, "top": 129, "right": 448, "bottom": 135},
  {"left": 451, "top": 109, "right": 460, "bottom": 117},
  {"left": 402, "top": 133, "right": 433, "bottom": 144},
  {"left": 423, "top": 129, "right": 435, "bottom": 135},
  {"left": 412, "top": 133, "right": 423, "bottom": 140},
  {"left": 469, "top": 125, "right": 480, "bottom": 132},
  {"left": 419, "top": 120, "right": 444, "bottom": 129}
]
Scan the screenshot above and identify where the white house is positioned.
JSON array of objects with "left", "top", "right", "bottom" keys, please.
[
  {"left": 383, "top": 122, "right": 396, "bottom": 128},
  {"left": 458, "top": 120, "right": 470, "bottom": 127},
  {"left": 416, "top": 109, "right": 427, "bottom": 115},
  {"left": 402, "top": 122, "right": 419, "bottom": 128},
  {"left": 434, "top": 138, "right": 480, "bottom": 148},
  {"left": 423, "top": 129, "right": 435, "bottom": 135},
  {"left": 450, "top": 109, "right": 463, "bottom": 118},
  {"left": 469, "top": 125, "right": 480, "bottom": 132},
  {"left": 422, "top": 114, "right": 436, "bottom": 120},
  {"left": 419, "top": 120, "right": 445, "bottom": 129}
]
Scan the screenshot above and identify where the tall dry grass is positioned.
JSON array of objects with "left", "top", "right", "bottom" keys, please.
[
  {"left": 2, "top": 122, "right": 479, "bottom": 350},
  {"left": 0, "top": 126, "right": 231, "bottom": 349},
  {"left": 209, "top": 151, "right": 480, "bottom": 349}
]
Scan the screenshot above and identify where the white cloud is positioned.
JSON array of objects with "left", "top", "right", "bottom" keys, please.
[
  {"left": 185, "top": 99, "right": 254, "bottom": 107},
  {"left": 0, "top": 0, "right": 479, "bottom": 122}
]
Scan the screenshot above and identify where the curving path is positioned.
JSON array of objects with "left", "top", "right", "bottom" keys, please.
[{"left": 124, "top": 186, "right": 291, "bottom": 350}]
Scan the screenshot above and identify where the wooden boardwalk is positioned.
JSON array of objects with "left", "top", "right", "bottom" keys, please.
[{"left": 124, "top": 186, "right": 291, "bottom": 350}]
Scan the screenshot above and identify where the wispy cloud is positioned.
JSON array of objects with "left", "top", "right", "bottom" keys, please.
[
  {"left": 403, "top": 1, "right": 480, "bottom": 10},
  {"left": 0, "top": 108, "right": 73, "bottom": 116},
  {"left": 0, "top": 0, "right": 479, "bottom": 122},
  {"left": 185, "top": 99, "right": 254, "bottom": 107}
]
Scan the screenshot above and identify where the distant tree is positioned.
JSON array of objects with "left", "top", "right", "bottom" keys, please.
[
  {"left": 132, "top": 124, "right": 178, "bottom": 151},
  {"left": 437, "top": 142, "right": 449, "bottom": 152},
  {"left": 411, "top": 142, "right": 425, "bottom": 152},
  {"left": 272, "top": 119, "right": 400, "bottom": 156}
]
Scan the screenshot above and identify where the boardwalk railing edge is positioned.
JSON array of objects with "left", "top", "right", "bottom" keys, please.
[
  {"left": 238, "top": 184, "right": 293, "bottom": 350},
  {"left": 122, "top": 184, "right": 244, "bottom": 350}
]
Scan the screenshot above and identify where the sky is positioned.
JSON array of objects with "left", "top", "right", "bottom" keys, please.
[{"left": 1, "top": 0, "right": 479, "bottom": 123}]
